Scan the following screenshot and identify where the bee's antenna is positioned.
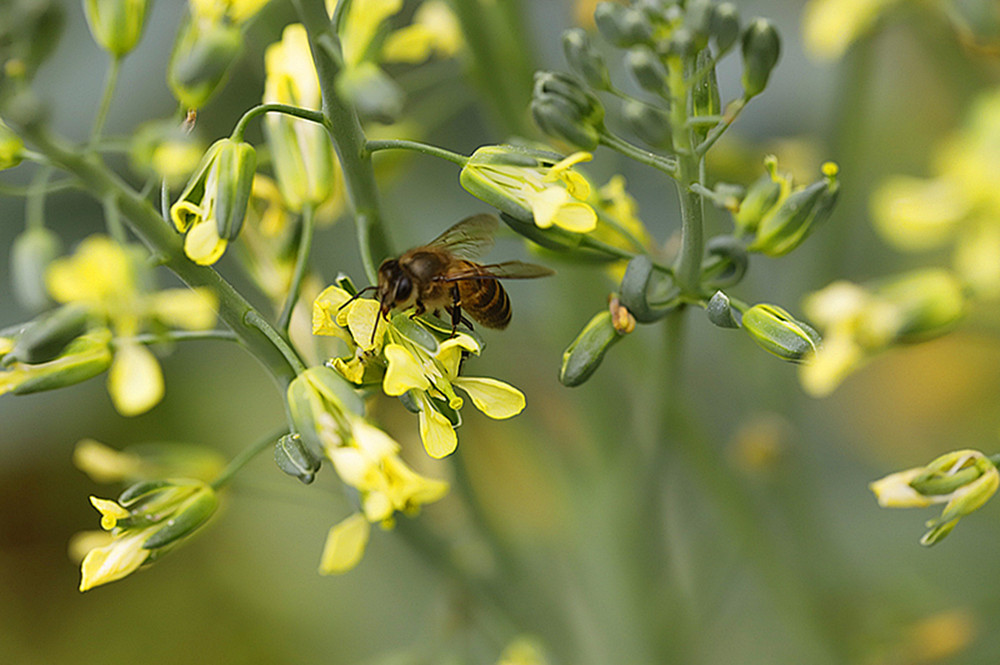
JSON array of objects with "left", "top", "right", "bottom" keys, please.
[{"left": 338, "top": 285, "right": 377, "bottom": 312}]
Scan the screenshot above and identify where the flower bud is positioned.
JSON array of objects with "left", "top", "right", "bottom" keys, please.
[
  {"left": 168, "top": 17, "right": 242, "bottom": 109},
  {"left": 0, "top": 118, "right": 23, "bottom": 170},
  {"left": 666, "top": 27, "right": 696, "bottom": 57},
  {"left": 742, "top": 304, "right": 820, "bottom": 362},
  {"left": 619, "top": 255, "right": 678, "bottom": 323},
  {"left": 740, "top": 18, "right": 780, "bottom": 98},
  {"left": 684, "top": 0, "right": 715, "bottom": 48},
  {"left": 5, "top": 304, "right": 90, "bottom": 365},
  {"left": 621, "top": 99, "right": 671, "bottom": 148},
  {"left": 274, "top": 433, "right": 322, "bottom": 485},
  {"left": 750, "top": 163, "right": 838, "bottom": 257},
  {"left": 531, "top": 71, "right": 605, "bottom": 151},
  {"left": 83, "top": 0, "right": 149, "bottom": 57},
  {"left": 702, "top": 235, "right": 748, "bottom": 288},
  {"left": 1, "top": 328, "right": 112, "bottom": 396},
  {"left": 562, "top": 28, "right": 611, "bottom": 91},
  {"left": 711, "top": 3, "right": 741, "bottom": 53},
  {"left": 287, "top": 366, "right": 365, "bottom": 458},
  {"left": 560, "top": 311, "right": 622, "bottom": 387},
  {"left": 625, "top": 46, "right": 667, "bottom": 92},
  {"left": 212, "top": 138, "right": 256, "bottom": 241},
  {"left": 691, "top": 49, "right": 720, "bottom": 140},
  {"left": 10, "top": 226, "right": 61, "bottom": 311},
  {"left": 734, "top": 159, "right": 783, "bottom": 235},
  {"left": 706, "top": 291, "right": 740, "bottom": 328},
  {"left": 594, "top": 3, "right": 652, "bottom": 48}
]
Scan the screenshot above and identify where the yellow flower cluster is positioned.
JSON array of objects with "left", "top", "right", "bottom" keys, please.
[{"left": 313, "top": 285, "right": 527, "bottom": 459}]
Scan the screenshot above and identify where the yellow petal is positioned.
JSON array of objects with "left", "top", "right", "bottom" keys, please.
[
  {"left": 869, "top": 468, "right": 938, "bottom": 508},
  {"left": 150, "top": 288, "right": 218, "bottom": 330},
  {"left": 313, "top": 285, "right": 352, "bottom": 334},
  {"left": 74, "top": 439, "right": 142, "bottom": 484},
  {"left": 79, "top": 531, "right": 151, "bottom": 591},
  {"left": 453, "top": 377, "right": 526, "bottom": 419},
  {"left": 319, "top": 513, "right": 371, "bottom": 575},
  {"left": 418, "top": 399, "right": 458, "bottom": 458},
  {"left": 383, "top": 344, "right": 431, "bottom": 395},
  {"left": 871, "top": 176, "right": 969, "bottom": 251},
  {"left": 68, "top": 530, "right": 113, "bottom": 564},
  {"left": 328, "top": 446, "right": 373, "bottom": 488},
  {"left": 184, "top": 219, "right": 228, "bottom": 266},
  {"left": 531, "top": 187, "right": 570, "bottom": 229},
  {"left": 362, "top": 492, "right": 394, "bottom": 523},
  {"left": 798, "top": 333, "right": 863, "bottom": 398},
  {"left": 89, "top": 495, "right": 130, "bottom": 530},
  {"left": 551, "top": 201, "right": 598, "bottom": 233},
  {"left": 108, "top": 342, "right": 164, "bottom": 416},
  {"left": 346, "top": 299, "right": 384, "bottom": 349}
]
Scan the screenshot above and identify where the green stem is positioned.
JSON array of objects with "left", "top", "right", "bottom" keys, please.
[
  {"left": 130, "top": 330, "right": 239, "bottom": 344},
  {"left": 578, "top": 235, "right": 673, "bottom": 275},
  {"left": 694, "top": 96, "right": 747, "bottom": 158},
  {"left": 25, "top": 165, "right": 53, "bottom": 230},
  {"left": 246, "top": 310, "right": 307, "bottom": 374},
  {"left": 102, "top": 191, "right": 127, "bottom": 243},
  {"left": 17, "top": 125, "right": 303, "bottom": 390},
  {"left": 231, "top": 103, "right": 327, "bottom": 142},
  {"left": 365, "top": 139, "right": 469, "bottom": 166},
  {"left": 599, "top": 132, "right": 678, "bottom": 177},
  {"left": 0, "top": 177, "right": 75, "bottom": 198},
  {"left": 211, "top": 428, "right": 287, "bottom": 490},
  {"left": 278, "top": 203, "right": 316, "bottom": 333},
  {"left": 89, "top": 55, "right": 122, "bottom": 151},
  {"left": 293, "top": 0, "right": 392, "bottom": 283},
  {"left": 666, "top": 58, "right": 704, "bottom": 295}
]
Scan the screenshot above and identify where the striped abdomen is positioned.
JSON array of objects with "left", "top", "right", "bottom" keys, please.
[{"left": 456, "top": 262, "right": 511, "bottom": 329}]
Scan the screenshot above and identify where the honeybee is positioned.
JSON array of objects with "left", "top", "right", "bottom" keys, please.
[{"left": 355, "top": 214, "right": 554, "bottom": 341}]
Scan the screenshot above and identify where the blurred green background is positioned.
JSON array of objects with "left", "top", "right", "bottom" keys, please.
[{"left": 4, "top": 0, "right": 1000, "bottom": 663}]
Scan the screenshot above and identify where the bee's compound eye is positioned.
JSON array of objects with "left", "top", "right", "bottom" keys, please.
[{"left": 394, "top": 275, "right": 412, "bottom": 302}]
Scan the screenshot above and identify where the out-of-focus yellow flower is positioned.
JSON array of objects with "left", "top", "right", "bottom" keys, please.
[
  {"left": 189, "top": 0, "right": 270, "bottom": 25},
  {"left": 461, "top": 146, "right": 598, "bottom": 233},
  {"left": 870, "top": 449, "right": 999, "bottom": 545},
  {"left": 313, "top": 285, "right": 526, "bottom": 458},
  {"left": 872, "top": 89, "right": 1000, "bottom": 296},
  {"left": 319, "top": 512, "right": 370, "bottom": 574},
  {"left": 263, "top": 24, "right": 340, "bottom": 212},
  {"left": 73, "top": 438, "right": 225, "bottom": 484},
  {"left": 800, "top": 269, "right": 965, "bottom": 397},
  {"left": 383, "top": 1, "right": 463, "bottom": 63},
  {"left": 79, "top": 480, "right": 218, "bottom": 591},
  {"left": 497, "top": 637, "right": 550, "bottom": 665},
  {"left": 802, "top": 0, "right": 904, "bottom": 61},
  {"left": 44, "top": 236, "right": 217, "bottom": 415}
]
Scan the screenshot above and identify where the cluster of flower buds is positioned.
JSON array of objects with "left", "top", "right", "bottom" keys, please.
[{"left": 532, "top": 1, "right": 781, "bottom": 150}]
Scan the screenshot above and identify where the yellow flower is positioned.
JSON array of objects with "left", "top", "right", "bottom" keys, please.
[
  {"left": 383, "top": 1, "right": 463, "bottom": 63},
  {"left": 461, "top": 146, "right": 598, "bottom": 233},
  {"left": 78, "top": 480, "right": 218, "bottom": 591},
  {"left": 73, "top": 438, "right": 226, "bottom": 484},
  {"left": 263, "top": 24, "right": 340, "bottom": 212},
  {"left": 189, "top": 0, "right": 270, "bottom": 25},
  {"left": 319, "top": 512, "right": 371, "bottom": 574},
  {"left": 870, "top": 449, "right": 1000, "bottom": 545},
  {"left": 314, "top": 285, "right": 527, "bottom": 458},
  {"left": 45, "top": 235, "right": 218, "bottom": 414}
]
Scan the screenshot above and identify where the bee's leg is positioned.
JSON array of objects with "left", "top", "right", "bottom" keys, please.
[
  {"left": 448, "top": 286, "right": 463, "bottom": 337},
  {"left": 409, "top": 301, "right": 426, "bottom": 319}
]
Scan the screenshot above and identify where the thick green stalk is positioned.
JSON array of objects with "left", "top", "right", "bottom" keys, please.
[
  {"left": 292, "top": 0, "right": 391, "bottom": 283},
  {"left": 666, "top": 58, "right": 704, "bottom": 296},
  {"left": 18, "top": 126, "right": 303, "bottom": 387}
]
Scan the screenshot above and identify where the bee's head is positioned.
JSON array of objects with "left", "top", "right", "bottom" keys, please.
[{"left": 376, "top": 259, "right": 414, "bottom": 318}]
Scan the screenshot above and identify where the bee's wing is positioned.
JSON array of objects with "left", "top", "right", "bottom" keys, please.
[
  {"left": 426, "top": 214, "right": 499, "bottom": 260},
  {"left": 434, "top": 261, "right": 555, "bottom": 282}
]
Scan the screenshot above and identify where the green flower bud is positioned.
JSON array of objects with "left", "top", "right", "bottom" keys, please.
[
  {"left": 168, "top": 17, "right": 242, "bottom": 109},
  {"left": 83, "top": 0, "right": 149, "bottom": 57},
  {"left": 684, "top": 0, "right": 715, "bottom": 48},
  {"left": 621, "top": 99, "right": 671, "bottom": 148},
  {"left": 595, "top": 4, "right": 653, "bottom": 48},
  {"left": 691, "top": 49, "right": 720, "bottom": 140},
  {"left": 287, "top": 366, "right": 364, "bottom": 458},
  {"left": 625, "top": 46, "right": 667, "bottom": 92},
  {"left": 0, "top": 118, "right": 23, "bottom": 170},
  {"left": 633, "top": 0, "right": 677, "bottom": 22},
  {"left": 741, "top": 18, "right": 780, "bottom": 98},
  {"left": 666, "top": 27, "right": 696, "bottom": 57},
  {"left": 274, "top": 433, "right": 322, "bottom": 485},
  {"left": 619, "top": 255, "right": 678, "bottom": 323},
  {"left": 702, "top": 235, "right": 748, "bottom": 288},
  {"left": 6, "top": 304, "right": 90, "bottom": 366},
  {"left": 742, "top": 304, "right": 820, "bottom": 363},
  {"left": 711, "top": 3, "right": 741, "bottom": 53},
  {"left": 560, "top": 311, "right": 622, "bottom": 387},
  {"left": 213, "top": 138, "right": 256, "bottom": 241},
  {"left": 11, "top": 226, "right": 61, "bottom": 312},
  {"left": 750, "top": 163, "right": 838, "bottom": 257},
  {"left": 562, "top": 28, "right": 611, "bottom": 91},
  {"left": 734, "top": 161, "right": 783, "bottom": 235},
  {"left": 2, "top": 328, "right": 113, "bottom": 396},
  {"left": 531, "top": 71, "right": 605, "bottom": 150},
  {"left": 140, "top": 485, "right": 218, "bottom": 550},
  {"left": 706, "top": 291, "right": 740, "bottom": 329}
]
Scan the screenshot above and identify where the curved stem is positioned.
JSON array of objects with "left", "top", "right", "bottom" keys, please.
[
  {"left": 278, "top": 203, "right": 316, "bottom": 333},
  {"left": 695, "top": 97, "right": 747, "bottom": 158},
  {"left": 89, "top": 55, "right": 122, "bottom": 151},
  {"left": 365, "top": 138, "right": 469, "bottom": 166},
  {"left": 246, "top": 310, "right": 307, "bottom": 375},
  {"left": 231, "top": 103, "right": 327, "bottom": 142},
  {"left": 599, "top": 133, "right": 678, "bottom": 177},
  {"left": 211, "top": 428, "right": 287, "bottom": 490},
  {"left": 129, "top": 329, "right": 239, "bottom": 344},
  {"left": 102, "top": 191, "right": 127, "bottom": 243}
]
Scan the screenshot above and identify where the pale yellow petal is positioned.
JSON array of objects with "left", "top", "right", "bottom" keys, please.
[
  {"left": 345, "top": 299, "right": 384, "bottom": 349},
  {"left": 530, "top": 187, "right": 570, "bottom": 229},
  {"left": 150, "top": 288, "right": 218, "bottom": 330},
  {"left": 89, "top": 496, "right": 129, "bottom": 530},
  {"left": 453, "top": 377, "right": 525, "bottom": 419},
  {"left": 79, "top": 531, "right": 151, "bottom": 591},
  {"left": 871, "top": 176, "right": 969, "bottom": 251},
  {"left": 184, "top": 220, "right": 228, "bottom": 266},
  {"left": 383, "top": 344, "right": 431, "bottom": 395},
  {"left": 74, "top": 439, "right": 142, "bottom": 484},
  {"left": 108, "top": 342, "right": 164, "bottom": 416},
  {"left": 552, "top": 201, "right": 598, "bottom": 233},
  {"left": 869, "top": 468, "right": 938, "bottom": 508},
  {"left": 319, "top": 513, "right": 371, "bottom": 575},
  {"left": 418, "top": 400, "right": 457, "bottom": 458}
]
